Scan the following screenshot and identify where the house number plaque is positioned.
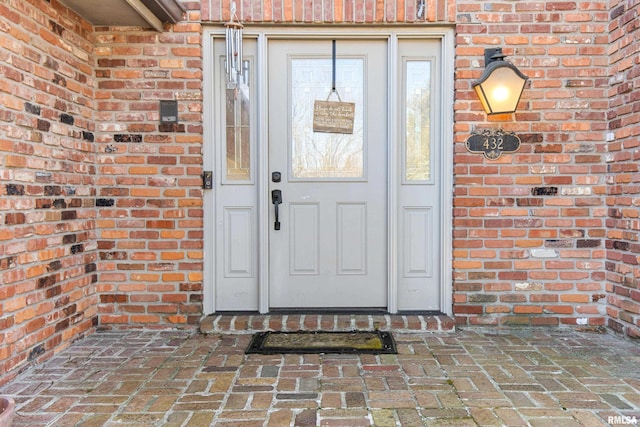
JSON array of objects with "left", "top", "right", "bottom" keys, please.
[{"left": 465, "top": 128, "right": 521, "bottom": 160}]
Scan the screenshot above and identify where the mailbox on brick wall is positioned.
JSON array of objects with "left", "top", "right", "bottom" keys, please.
[{"left": 160, "top": 100, "right": 178, "bottom": 124}]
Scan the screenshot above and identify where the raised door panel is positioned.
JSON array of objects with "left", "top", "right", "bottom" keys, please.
[
  {"left": 289, "top": 203, "right": 320, "bottom": 275},
  {"left": 337, "top": 203, "right": 367, "bottom": 275}
]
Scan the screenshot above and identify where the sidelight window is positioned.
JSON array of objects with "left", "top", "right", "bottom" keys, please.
[
  {"left": 224, "top": 57, "right": 252, "bottom": 182},
  {"left": 404, "top": 59, "right": 432, "bottom": 182}
]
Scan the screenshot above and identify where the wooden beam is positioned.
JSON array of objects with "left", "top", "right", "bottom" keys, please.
[{"left": 124, "top": 0, "right": 164, "bottom": 31}]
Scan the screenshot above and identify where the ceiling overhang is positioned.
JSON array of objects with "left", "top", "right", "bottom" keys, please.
[{"left": 60, "top": 0, "right": 185, "bottom": 32}]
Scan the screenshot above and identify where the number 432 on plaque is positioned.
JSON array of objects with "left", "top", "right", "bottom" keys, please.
[{"left": 465, "top": 128, "right": 521, "bottom": 160}]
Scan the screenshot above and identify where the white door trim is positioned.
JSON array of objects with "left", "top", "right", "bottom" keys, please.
[
  {"left": 257, "top": 33, "right": 269, "bottom": 314},
  {"left": 202, "top": 26, "right": 455, "bottom": 316},
  {"left": 202, "top": 30, "right": 215, "bottom": 315},
  {"left": 387, "top": 33, "right": 399, "bottom": 313},
  {"left": 440, "top": 31, "right": 455, "bottom": 316}
]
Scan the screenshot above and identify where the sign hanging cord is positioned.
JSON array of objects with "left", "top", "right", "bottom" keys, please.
[
  {"left": 332, "top": 40, "right": 336, "bottom": 92},
  {"left": 327, "top": 40, "right": 342, "bottom": 102}
]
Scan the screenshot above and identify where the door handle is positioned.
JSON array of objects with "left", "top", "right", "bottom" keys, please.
[{"left": 271, "top": 189, "right": 282, "bottom": 230}]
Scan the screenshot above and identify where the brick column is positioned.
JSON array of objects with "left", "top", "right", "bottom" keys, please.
[{"left": 453, "top": 0, "right": 609, "bottom": 327}]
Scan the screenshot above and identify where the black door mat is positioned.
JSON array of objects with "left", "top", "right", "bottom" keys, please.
[{"left": 245, "top": 330, "right": 397, "bottom": 354}]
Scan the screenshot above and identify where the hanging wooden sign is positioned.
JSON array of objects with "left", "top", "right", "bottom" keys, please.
[
  {"left": 465, "top": 128, "right": 521, "bottom": 160},
  {"left": 313, "top": 99, "right": 355, "bottom": 134},
  {"left": 313, "top": 41, "right": 355, "bottom": 134}
]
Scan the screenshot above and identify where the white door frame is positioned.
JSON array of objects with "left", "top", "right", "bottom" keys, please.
[{"left": 202, "top": 26, "right": 455, "bottom": 315}]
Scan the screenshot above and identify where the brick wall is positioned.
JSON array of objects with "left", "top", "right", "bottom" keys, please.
[
  {"left": 607, "top": 0, "right": 640, "bottom": 339},
  {"left": 0, "top": 0, "right": 98, "bottom": 385},
  {"left": 453, "top": 1, "right": 610, "bottom": 327},
  {"left": 201, "top": 0, "right": 455, "bottom": 22},
  {"left": 93, "top": 5, "right": 204, "bottom": 329}
]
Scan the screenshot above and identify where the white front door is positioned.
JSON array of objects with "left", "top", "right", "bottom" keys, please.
[
  {"left": 268, "top": 39, "right": 388, "bottom": 309},
  {"left": 206, "top": 30, "right": 453, "bottom": 315}
]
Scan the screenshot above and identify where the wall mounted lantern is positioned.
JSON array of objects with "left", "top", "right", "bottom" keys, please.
[{"left": 472, "top": 48, "right": 528, "bottom": 115}]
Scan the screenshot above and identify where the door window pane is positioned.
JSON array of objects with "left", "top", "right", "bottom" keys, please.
[
  {"left": 291, "top": 58, "right": 364, "bottom": 179},
  {"left": 405, "top": 60, "right": 431, "bottom": 182},
  {"left": 225, "top": 60, "right": 251, "bottom": 182}
]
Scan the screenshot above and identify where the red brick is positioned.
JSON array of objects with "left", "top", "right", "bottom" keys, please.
[
  {"left": 514, "top": 306, "right": 544, "bottom": 314},
  {"left": 560, "top": 294, "right": 590, "bottom": 303},
  {"left": 454, "top": 305, "right": 484, "bottom": 315}
]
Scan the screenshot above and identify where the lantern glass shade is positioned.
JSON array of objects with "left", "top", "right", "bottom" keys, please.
[{"left": 472, "top": 61, "right": 528, "bottom": 115}]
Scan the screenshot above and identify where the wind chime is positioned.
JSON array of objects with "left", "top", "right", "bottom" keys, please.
[{"left": 225, "top": 2, "right": 244, "bottom": 86}]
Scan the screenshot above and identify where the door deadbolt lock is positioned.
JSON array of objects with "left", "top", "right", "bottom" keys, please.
[
  {"left": 272, "top": 171, "right": 281, "bottom": 183},
  {"left": 202, "top": 171, "right": 213, "bottom": 189}
]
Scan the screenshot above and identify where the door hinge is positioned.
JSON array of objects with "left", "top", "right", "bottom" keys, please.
[{"left": 202, "top": 171, "right": 213, "bottom": 189}]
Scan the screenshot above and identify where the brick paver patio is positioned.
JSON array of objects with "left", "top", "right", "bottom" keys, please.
[{"left": 1, "top": 316, "right": 639, "bottom": 426}]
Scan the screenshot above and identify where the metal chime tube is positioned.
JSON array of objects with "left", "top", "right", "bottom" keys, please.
[
  {"left": 236, "top": 26, "right": 243, "bottom": 77},
  {"left": 233, "top": 26, "right": 239, "bottom": 74},
  {"left": 225, "top": 26, "right": 231, "bottom": 77}
]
